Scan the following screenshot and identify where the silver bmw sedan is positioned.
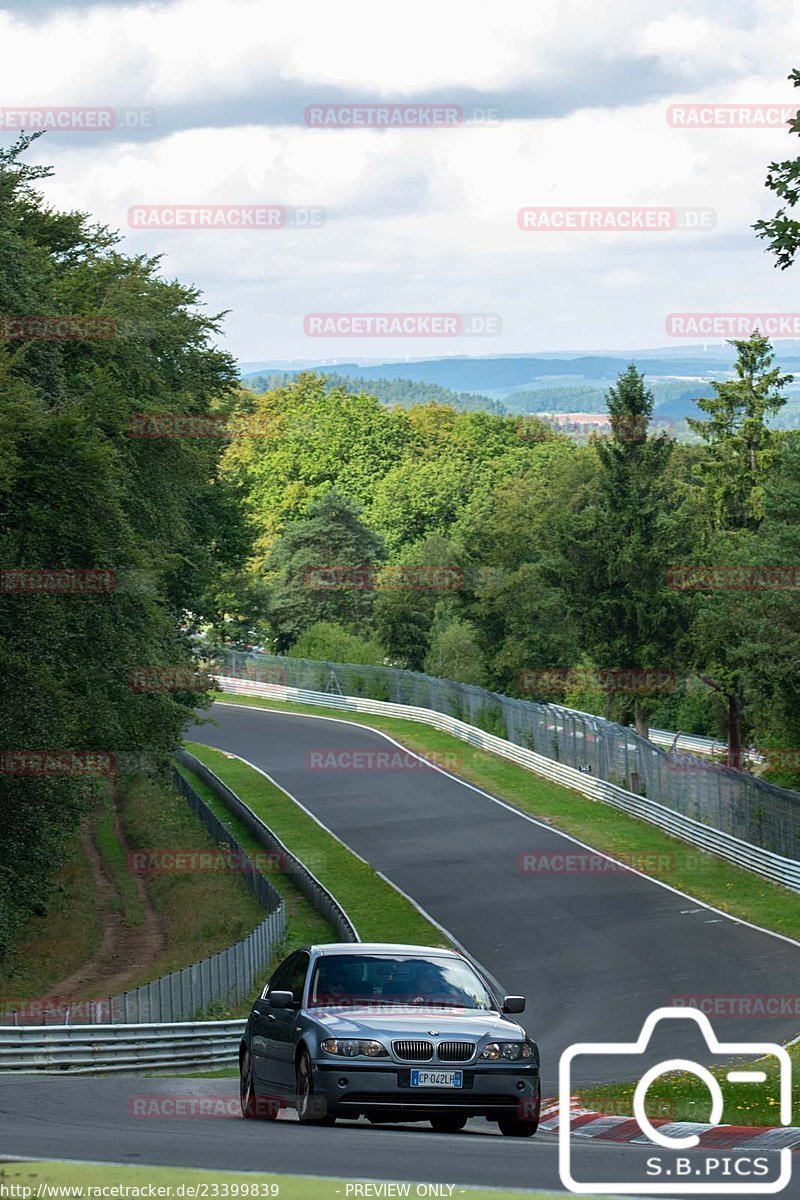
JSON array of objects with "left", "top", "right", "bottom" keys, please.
[{"left": 239, "top": 942, "right": 540, "bottom": 1136}]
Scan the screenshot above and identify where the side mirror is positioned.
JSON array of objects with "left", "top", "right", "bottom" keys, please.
[
  {"left": 268, "top": 989, "right": 295, "bottom": 1009},
  {"left": 502, "top": 995, "right": 525, "bottom": 1014}
]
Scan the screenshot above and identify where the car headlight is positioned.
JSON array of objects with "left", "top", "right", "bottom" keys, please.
[
  {"left": 480, "top": 1041, "right": 533, "bottom": 1061},
  {"left": 320, "top": 1038, "right": 388, "bottom": 1057}
]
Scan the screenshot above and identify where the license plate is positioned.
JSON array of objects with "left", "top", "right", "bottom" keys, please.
[{"left": 410, "top": 1069, "right": 463, "bottom": 1088}]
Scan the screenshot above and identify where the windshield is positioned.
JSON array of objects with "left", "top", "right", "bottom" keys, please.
[{"left": 308, "top": 954, "right": 495, "bottom": 1010}]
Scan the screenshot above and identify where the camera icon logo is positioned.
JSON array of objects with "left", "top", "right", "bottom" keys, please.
[{"left": 559, "top": 1007, "right": 792, "bottom": 1194}]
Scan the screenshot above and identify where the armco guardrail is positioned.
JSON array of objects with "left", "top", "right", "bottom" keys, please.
[
  {"left": 0, "top": 759, "right": 359, "bottom": 1069},
  {"left": 178, "top": 750, "right": 360, "bottom": 943},
  {"left": 211, "top": 650, "right": 799, "bottom": 865},
  {"left": 648, "top": 728, "right": 764, "bottom": 765},
  {"left": 1, "top": 768, "right": 287, "bottom": 1028},
  {"left": 214, "top": 669, "right": 800, "bottom": 893},
  {"left": 0, "top": 1020, "right": 244, "bottom": 1074},
  {"left": 649, "top": 728, "right": 720, "bottom": 756},
  {"left": 1, "top": 759, "right": 357, "bottom": 1032}
]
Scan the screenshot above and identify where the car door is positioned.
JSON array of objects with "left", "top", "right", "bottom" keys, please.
[
  {"left": 271, "top": 951, "right": 311, "bottom": 1091},
  {"left": 250, "top": 955, "right": 293, "bottom": 1088}
]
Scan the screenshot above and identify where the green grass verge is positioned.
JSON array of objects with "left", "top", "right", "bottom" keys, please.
[
  {"left": 174, "top": 760, "right": 336, "bottom": 1016},
  {"left": 0, "top": 831, "right": 102, "bottom": 997},
  {"left": 185, "top": 741, "right": 445, "bottom": 947},
  {"left": 578, "top": 1042, "right": 800, "bottom": 1127},
  {"left": 0, "top": 773, "right": 270, "bottom": 1005},
  {"left": 0, "top": 1160, "right": 610, "bottom": 1200},
  {"left": 210, "top": 693, "right": 800, "bottom": 942},
  {"left": 94, "top": 788, "right": 145, "bottom": 927},
  {"left": 175, "top": 761, "right": 334, "bottom": 953},
  {"left": 117, "top": 774, "right": 267, "bottom": 993}
]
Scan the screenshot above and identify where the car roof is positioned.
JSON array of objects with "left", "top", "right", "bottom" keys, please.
[{"left": 310, "top": 942, "right": 461, "bottom": 957}]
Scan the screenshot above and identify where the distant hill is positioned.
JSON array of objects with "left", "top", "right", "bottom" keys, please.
[
  {"left": 241, "top": 368, "right": 716, "bottom": 421},
  {"left": 282, "top": 354, "right": 740, "bottom": 391},
  {"left": 244, "top": 370, "right": 506, "bottom": 414},
  {"left": 499, "top": 380, "right": 716, "bottom": 416},
  {"left": 239, "top": 351, "right": 800, "bottom": 428}
]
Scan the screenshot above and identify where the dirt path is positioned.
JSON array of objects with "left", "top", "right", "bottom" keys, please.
[{"left": 48, "top": 797, "right": 166, "bottom": 1002}]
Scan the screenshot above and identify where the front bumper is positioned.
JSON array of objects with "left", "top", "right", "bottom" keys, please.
[{"left": 313, "top": 1060, "right": 540, "bottom": 1120}]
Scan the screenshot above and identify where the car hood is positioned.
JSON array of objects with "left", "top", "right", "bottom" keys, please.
[{"left": 307, "top": 1006, "right": 528, "bottom": 1041}]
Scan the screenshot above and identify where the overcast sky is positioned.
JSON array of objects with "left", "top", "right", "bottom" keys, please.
[{"left": 2, "top": 0, "right": 799, "bottom": 363}]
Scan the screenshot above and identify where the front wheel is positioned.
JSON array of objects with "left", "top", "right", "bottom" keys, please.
[
  {"left": 498, "top": 1084, "right": 540, "bottom": 1137},
  {"left": 498, "top": 1116, "right": 536, "bottom": 1137},
  {"left": 240, "top": 1048, "right": 279, "bottom": 1120},
  {"left": 296, "top": 1049, "right": 335, "bottom": 1125},
  {"left": 430, "top": 1115, "right": 467, "bottom": 1133}
]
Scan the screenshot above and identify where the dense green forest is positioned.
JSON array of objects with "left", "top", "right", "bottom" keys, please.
[
  {"left": 219, "top": 357, "right": 800, "bottom": 795},
  {"left": 0, "top": 136, "right": 249, "bottom": 957},
  {"left": 246, "top": 370, "right": 507, "bottom": 414}
]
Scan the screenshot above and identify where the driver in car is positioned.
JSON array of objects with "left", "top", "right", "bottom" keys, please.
[{"left": 319, "top": 963, "right": 353, "bottom": 1005}]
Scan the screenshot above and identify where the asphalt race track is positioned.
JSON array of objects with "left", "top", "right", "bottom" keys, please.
[
  {"left": 191, "top": 704, "right": 800, "bottom": 1075},
  {"left": 2, "top": 700, "right": 799, "bottom": 1197},
  {"left": 4, "top": 1073, "right": 795, "bottom": 1196}
]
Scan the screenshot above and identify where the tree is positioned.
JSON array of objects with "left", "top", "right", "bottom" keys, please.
[
  {"left": 423, "top": 610, "right": 487, "bottom": 686},
  {"left": 687, "top": 333, "right": 792, "bottom": 531},
  {"left": 265, "top": 490, "right": 385, "bottom": 651},
  {"left": 367, "top": 454, "right": 480, "bottom": 554},
  {"left": 685, "top": 435, "right": 800, "bottom": 777},
  {"left": 221, "top": 373, "right": 411, "bottom": 560},
  {"left": 372, "top": 534, "right": 466, "bottom": 669},
  {"left": 556, "top": 366, "right": 684, "bottom": 738},
  {"left": 288, "top": 621, "right": 386, "bottom": 666},
  {"left": 680, "top": 337, "right": 793, "bottom": 764},
  {"left": 0, "top": 136, "right": 243, "bottom": 960},
  {"left": 753, "top": 69, "right": 800, "bottom": 269}
]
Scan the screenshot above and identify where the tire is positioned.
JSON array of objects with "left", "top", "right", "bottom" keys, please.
[
  {"left": 498, "top": 1083, "right": 540, "bottom": 1137},
  {"left": 498, "top": 1116, "right": 537, "bottom": 1137},
  {"left": 429, "top": 1115, "right": 467, "bottom": 1133},
  {"left": 240, "top": 1048, "right": 279, "bottom": 1120},
  {"left": 296, "top": 1049, "right": 335, "bottom": 1125}
]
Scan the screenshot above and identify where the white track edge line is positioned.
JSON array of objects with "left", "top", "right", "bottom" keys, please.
[
  {"left": 205, "top": 745, "right": 507, "bottom": 999},
  {"left": 210, "top": 700, "right": 800, "bottom": 954}
]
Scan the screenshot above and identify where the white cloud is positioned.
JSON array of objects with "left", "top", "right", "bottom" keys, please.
[{"left": 3, "top": 0, "right": 798, "bottom": 358}]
